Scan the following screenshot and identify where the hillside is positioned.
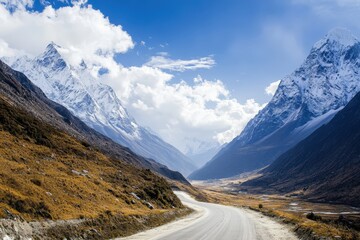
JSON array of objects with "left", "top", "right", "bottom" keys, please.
[
  {"left": 190, "top": 28, "right": 360, "bottom": 180},
  {"left": 242, "top": 92, "right": 360, "bottom": 207},
  {"left": 0, "top": 60, "right": 188, "bottom": 184},
  {"left": 0, "top": 59, "right": 191, "bottom": 238},
  {"left": 5, "top": 43, "right": 196, "bottom": 176}
]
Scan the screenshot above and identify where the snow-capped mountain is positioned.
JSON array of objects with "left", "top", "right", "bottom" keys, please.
[
  {"left": 183, "top": 138, "right": 222, "bottom": 168},
  {"left": 190, "top": 28, "right": 360, "bottom": 180},
  {"left": 5, "top": 43, "right": 196, "bottom": 176},
  {"left": 242, "top": 91, "right": 360, "bottom": 207}
]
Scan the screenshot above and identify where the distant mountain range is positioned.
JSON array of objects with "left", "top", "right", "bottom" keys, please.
[
  {"left": 184, "top": 139, "right": 222, "bottom": 168},
  {"left": 0, "top": 59, "right": 188, "bottom": 184},
  {"left": 242, "top": 91, "right": 360, "bottom": 207},
  {"left": 3, "top": 43, "right": 196, "bottom": 176},
  {"left": 190, "top": 28, "right": 360, "bottom": 180}
]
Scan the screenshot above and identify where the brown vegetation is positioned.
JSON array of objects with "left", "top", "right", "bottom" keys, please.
[{"left": 0, "top": 96, "right": 182, "bottom": 223}]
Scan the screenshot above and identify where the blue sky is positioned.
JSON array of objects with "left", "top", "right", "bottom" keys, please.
[
  {"left": 1, "top": 0, "right": 360, "bottom": 153},
  {"left": 44, "top": 0, "right": 360, "bottom": 103}
]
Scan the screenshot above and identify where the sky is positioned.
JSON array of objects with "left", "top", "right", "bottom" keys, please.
[
  {"left": 86, "top": 0, "right": 360, "bottom": 102},
  {"left": 1, "top": 0, "right": 360, "bottom": 154}
]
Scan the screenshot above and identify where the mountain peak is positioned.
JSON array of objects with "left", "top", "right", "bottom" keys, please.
[
  {"left": 43, "top": 42, "right": 64, "bottom": 59},
  {"left": 326, "top": 28, "right": 358, "bottom": 44},
  {"left": 190, "top": 28, "right": 360, "bottom": 180},
  {"left": 37, "top": 42, "right": 67, "bottom": 71},
  {"left": 47, "top": 41, "right": 61, "bottom": 49},
  {"left": 313, "top": 28, "right": 358, "bottom": 50}
]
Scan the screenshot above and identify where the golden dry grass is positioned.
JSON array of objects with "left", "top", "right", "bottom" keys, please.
[
  {"left": 0, "top": 129, "right": 181, "bottom": 221},
  {"left": 0, "top": 93, "right": 190, "bottom": 238}
]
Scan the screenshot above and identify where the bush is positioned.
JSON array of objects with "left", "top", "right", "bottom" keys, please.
[
  {"left": 6, "top": 195, "right": 52, "bottom": 219},
  {"left": 30, "top": 179, "right": 42, "bottom": 187},
  {"left": 258, "top": 204, "right": 263, "bottom": 209},
  {"left": 105, "top": 210, "right": 113, "bottom": 216},
  {"left": 306, "top": 212, "right": 322, "bottom": 221}
]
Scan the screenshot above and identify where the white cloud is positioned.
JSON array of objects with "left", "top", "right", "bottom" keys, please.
[
  {"left": 0, "top": 0, "right": 33, "bottom": 10},
  {"left": 71, "top": 0, "right": 87, "bottom": 6},
  {"left": 104, "top": 69, "right": 264, "bottom": 153},
  {"left": 145, "top": 55, "right": 215, "bottom": 72},
  {"left": 39, "top": 0, "right": 50, "bottom": 6},
  {"left": 0, "top": 1, "right": 265, "bottom": 154},
  {"left": 265, "top": 80, "right": 281, "bottom": 96},
  {"left": 0, "top": 3, "right": 134, "bottom": 67},
  {"left": 156, "top": 51, "right": 169, "bottom": 57},
  {"left": 0, "top": 38, "right": 23, "bottom": 57}
]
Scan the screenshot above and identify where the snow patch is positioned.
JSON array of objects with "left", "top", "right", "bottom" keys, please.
[
  {"left": 293, "top": 108, "right": 342, "bottom": 135},
  {"left": 313, "top": 28, "right": 358, "bottom": 50},
  {"left": 236, "top": 28, "right": 360, "bottom": 147}
]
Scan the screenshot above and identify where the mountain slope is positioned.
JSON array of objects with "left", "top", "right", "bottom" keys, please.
[
  {"left": 0, "top": 59, "right": 185, "bottom": 223},
  {"left": 4, "top": 43, "right": 195, "bottom": 176},
  {"left": 242, "top": 92, "right": 360, "bottom": 207},
  {"left": 190, "top": 28, "right": 360, "bottom": 180},
  {"left": 0, "top": 59, "right": 189, "bottom": 184}
]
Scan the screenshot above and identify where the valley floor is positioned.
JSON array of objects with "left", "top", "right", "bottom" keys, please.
[
  {"left": 192, "top": 179, "right": 360, "bottom": 240},
  {"left": 120, "top": 191, "right": 298, "bottom": 240}
]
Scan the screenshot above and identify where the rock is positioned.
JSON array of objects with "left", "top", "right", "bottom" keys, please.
[
  {"left": 144, "top": 201, "right": 154, "bottom": 210},
  {"left": 130, "top": 192, "right": 141, "bottom": 200}
]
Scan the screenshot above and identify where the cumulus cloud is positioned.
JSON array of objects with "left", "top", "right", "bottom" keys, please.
[
  {"left": 0, "top": 1, "right": 265, "bottom": 154},
  {"left": 0, "top": 2, "right": 134, "bottom": 67},
  {"left": 72, "top": 0, "right": 87, "bottom": 5},
  {"left": 0, "top": 0, "right": 33, "bottom": 10},
  {"left": 39, "top": 0, "right": 50, "bottom": 6},
  {"left": 0, "top": 38, "right": 24, "bottom": 58},
  {"left": 265, "top": 80, "right": 281, "bottom": 96},
  {"left": 145, "top": 55, "right": 215, "bottom": 72},
  {"left": 105, "top": 70, "right": 264, "bottom": 153}
]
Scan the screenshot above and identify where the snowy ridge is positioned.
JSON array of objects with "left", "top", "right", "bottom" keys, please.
[
  {"left": 292, "top": 108, "right": 343, "bottom": 136},
  {"left": 313, "top": 28, "right": 358, "bottom": 50},
  {"left": 190, "top": 28, "right": 360, "bottom": 180},
  {"left": 184, "top": 138, "right": 222, "bottom": 168},
  {"left": 5, "top": 43, "right": 196, "bottom": 176},
  {"left": 11, "top": 44, "right": 141, "bottom": 140},
  {"left": 237, "top": 28, "right": 360, "bottom": 146}
]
